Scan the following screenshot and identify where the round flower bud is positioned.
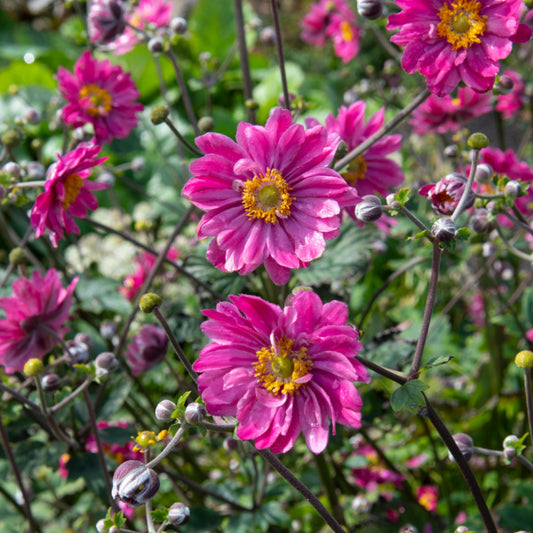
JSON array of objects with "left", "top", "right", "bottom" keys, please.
[
  {"left": 150, "top": 105, "right": 169, "bottom": 125},
  {"left": 431, "top": 217, "right": 457, "bottom": 242},
  {"left": 504, "top": 180, "right": 522, "bottom": 198},
  {"left": 443, "top": 144, "right": 458, "bottom": 158},
  {"left": 399, "top": 525, "right": 418, "bottom": 533},
  {"left": 455, "top": 527, "right": 470, "bottom": 533},
  {"left": 170, "top": 16, "right": 187, "bottom": 34},
  {"left": 503, "top": 435, "right": 519, "bottom": 448},
  {"left": 357, "top": 0, "right": 383, "bottom": 20},
  {"left": 24, "top": 358, "right": 44, "bottom": 377},
  {"left": 334, "top": 140, "right": 349, "bottom": 161},
  {"left": 9, "top": 247, "right": 27, "bottom": 266},
  {"left": 155, "top": 399, "right": 176, "bottom": 421},
  {"left": 41, "top": 373, "right": 60, "bottom": 393},
  {"left": 223, "top": 436, "right": 239, "bottom": 452},
  {"left": 131, "top": 156, "right": 145, "bottom": 172},
  {"left": 95, "top": 351, "right": 119, "bottom": 376},
  {"left": 259, "top": 26, "right": 276, "bottom": 45},
  {"left": 74, "top": 332, "right": 93, "bottom": 349},
  {"left": 66, "top": 341, "right": 90, "bottom": 364},
  {"left": 495, "top": 74, "right": 514, "bottom": 95},
  {"left": 355, "top": 195, "right": 382, "bottom": 223},
  {"left": 245, "top": 98, "right": 259, "bottom": 110},
  {"left": 1, "top": 130, "right": 21, "bottom": 148},
  {"left": 147, "top": 36, "right": 164, "bottom": 54},
  {"left": 23, "top": 108, "right": 41, "bottom": 125},
  {"left": 112, "top": 460, "right": 160, "bottom": 507},
  {"left": 470, "top": 208, "right": 491, "bottom": 233},
  {"left": 184, "top": 402, "right": 207, "bottom": 425},
  {"left": 504, "top": 446, "right": 516, "bottom": 460},
  {"left": 98, "top": 172, "right": 115, "bottom": 186},
  {"left": 25, "top": 161, "right": 45, "bottom": 179},
  {"left": 100, "top": 320, "right": 118, "bottom": 340},
  {"left": 449, "top": 433, "right": 474, "bottom": 461},
  {"left": 198, "top": 116, "right": 215, "bottom": 133},
  {"left": 3, "top": 161, "right": 21, "bottom": 178},
  {"left": 467, "top": 132, "right": 489, "bottom": 149},
  {"left": 96, "top": 518, "right": 108, "bottom": 532},
  {"left": 351, "top": 494, "right": 371, "bottom": 513},
  {"left": 515, "top": 350, "right": 533, "bottom": 369},
  {"left": 168, "top": 502, "right": 190, "bottom": 526},
  {"left": 139, "top": 293, "right": 162, "bottom": 313}
]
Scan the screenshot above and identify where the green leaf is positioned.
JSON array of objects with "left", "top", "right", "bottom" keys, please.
[
  {"left": 390, "top": 380, "right": 428, "bottom": 413},
  {"left": 0, "top": 61, "right": 56, "bottom": 92},
  {"left": 456, "top": 227, "right": 471, "bottom": 240},
  {"left": 75, "top": 276, "right": 131, "bottom": 315},
  {"left": 419, "top": 355, "right": 454, "bottom": 374},
  {"left": 151, "top": 508, "right": 168, "bottom": 523}
]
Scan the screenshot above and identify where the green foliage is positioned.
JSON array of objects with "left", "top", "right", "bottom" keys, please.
[{"left": 390, "top": 380, "right": 428, "bottom": 413}]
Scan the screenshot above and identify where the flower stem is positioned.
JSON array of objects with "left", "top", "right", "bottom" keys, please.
[
  {"left": 146, "top": 423, "right": 188, "bottom": 469},
  {"left": 269, "top": 0, "right": 290, "bottom": 110},
  {"left": 451, "top": 148, "right": 479, "bottom": 223},
  {"left": 314, "top": 453, "right": 345, "bottom": 527},
  {"left": 50, "top": 378, "right": 92, "bottom": 414},
  {"left": 524, "top": 368, "right": 533, "bottom": 445},
  {"left": 256, "top": 448, "right": 346, "bottom": 533},
  {"left": 162, "top": 116, "right": 204, "bottom": 156}
]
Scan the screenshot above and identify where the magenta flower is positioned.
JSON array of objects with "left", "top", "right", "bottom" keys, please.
[
  {"left": 125, "top": 324, "right": 169, "bottom": 376},
  {"left": 327, "top": 12, "right": 361, "bottom": 63},
  {"left": 30, "top": 141, "right": 108, "bottom": 247},
  {"left": 352, "top": 444, "right": 405, "bottom": 492},
  {"left": 387, "top": 0, "right": 531, "bottom": 96},
  {"left": 193, "top": 290, "right": 370, "bottom": 454},
  {"left": 57, "top": 51, "right": 143, "bottom": 143},
  {"left": 183, "top": 107, "right": 357, "bottom": 285},
  {"left": 0, "top": 269, "right": 78, "bottom": 374},
  {"left": 301, "top": 0, "right": 354, "bottom": 46},
  {"left": 419, "top": 172, "right": 474, "bottom": 215},
  {"left": 417, "top": 485, "right": 439, "bottom": 512},
  {"left": 410, "top": 87, "right": 491, "bottom": 135},
  {"left": 88, "top": 0, "right": 126, "bottom": 44},
  {"left": 496, "top": 70, "right": 526, "bottom": 119}
]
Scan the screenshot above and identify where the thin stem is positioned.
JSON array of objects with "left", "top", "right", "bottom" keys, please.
[
  {"left": 494, "top": 222, "right": 533, "bottom": 262},
  {"left": 12, "top": 180, "right": 46, "bottom": 188},
  {"left": 256, "top": 448, "right": 346, "bottom": 533},
  {"left": 0, "top": 416, "right": 40, "bottom": 533},
  {"left": 409, "top": 243, "right": 442, "bottom": 378},
  {"left": 524, "top": 368, "right": 533, "bottom": 445},
  {"left": 355, "top": 354, "right": 407, "bottom": 385},
  {"left": 146, "top": 423, "right": 188, "bottom": 469},
  {"left": 0, "top": 382, "right": 43, "bottom": 413},
  {"left": 314, "top": 453, "right": 345, "bottom": 526},
  {"left": 334, "top": 88, "right": 431, "bottom": 171},
  {"left": 145, "top": 499, "right": 155, "bottom": 533},
  {"left": 451, "top": 148, "right": 479, "bottom": 223},
  {"left": 233, "top": 0, "right": 256, "bottom": 123},
  {"left": 163, "top": 116, "right": 204, "bottom": 156},
  {"left": 399, "top": 205, "right": 431, "bottom": 233},
  {"left": 269, "top": 0, "right": 290, "bottom": 110},
  {"left": 423, "top": 394, "right": 497, "bottom": 533},
  {"left": 50, "top": 378, "right": 92, "bottom": 414}
]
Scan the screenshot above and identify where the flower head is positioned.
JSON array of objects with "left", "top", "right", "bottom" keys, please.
[
  {"left": 417, "top": 485, "right": 439, "bottom": 512},
  {"left": 327, "top": 12, "right": 361, "bottom": 63},
  {"left": 496, "top": 70, "right": 526, "bottom": 119},
  {"left": 125, "top": 324, "right": 169, "bottom": 376},
  {"left": 419, "top": 172, "right": 474, "bottom": 215},
  {"left": 57, "top": 51, "right": 143, "bottom": 143},
  {"left": 410, "top": 87, "right": 491, "bottom": 135},
  {"left": 387, "top": 0, "right": 531, "bottom": 96},
  {"left": 183, "top": 107, "right": 357, "bottom": 285},
  {"left": 30, "top": 141, "right": 107, "bottom": 247},
  {"left": 352, "top": 443, "right": 405, "bottom": 491},
  {"left": 88, "top": 0, "right": 126, "bottom": 44},
  {"left": 0, "top": 269, "right": 78, "bottom": 374},
  {"left": 193, "top": 290, "right": 370, "bottom": 454}
]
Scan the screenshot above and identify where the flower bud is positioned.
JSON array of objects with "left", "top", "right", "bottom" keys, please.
[
  {"left": 259, "top": 26, "right": 276, "bottom": 45},
  {"left": 148, "top": 36, "right": 164, "bottom": 54},
  {"left": 41, "top": 373, "right": 60, "bottom": 393},
  {"left": 155, "top": 399, "right": 176, "bottom": 421},
  {"left": 170, "top": 16, "right": 187, "bottom": 34},
  {"left": 98, "top": 171, "right": 115, "bottom": 186},
  {"left": 100, "top": 320, "right": 118, "bottom": 339},
  {"left": 95, "top": 351, "right": 119, "bottom": 377},
  {"left": 9, "top": 247, "right": 27, "bottom": 266},
  {"left": 184, "top": 402, "right": 207, "bottom": 424},
  {"left": 74, "top": 332, "right": 93, "bottom": 349},
  {"left": 24, "top": 358, "right": 44, "bottom": 377},
  {"left": 198, "top": 116, "right": 215, "bottom": 133},
  {"left": 3, "top": 161, "right": 21, "bottom": 178},
  {"left": 1, "top": 130, "right": 21, "bottom": 148},
  {"left": 470, "top": 208, "right": 491, "bottom": 233},
  {"left": 355, "top": 195, "right": 382, "bottom": 223},
  {"left": 96, "top": 518, "right": 108, "bottom": 532},
  {"left": 504, "top": 446, "right": 516, "bottom": 460},
  {"left": 168, "top": 502, "right": 190, "bottom": 526},
  {"left": 131, "top": 156, "right": 145, "bottom": 172},
  {"left": 454, "top": 527, "right": 470, "bottom": 533},
  {"left": 495, "top": 74, "right": 514, "bottom": 95},
  {"left": 112, "top": 460, "right": 160, "bottom": 507},
  {"left": 23, "top": 108, "right": 41, "bottom": 125},
  {"left": 467, "top": 132, "right": 489, "bottom": 149},
  {"left": 357, "top": 0, "right": 383, "bottom": 19},
  {"left": 139, "top": 293, "right": 162, "bottom": 314},
  {"left": 150, "top": 105, "right": 169, "bottom": 125},
  {"left": 66, "top": 341, "right": 90, "bottom": 364},
  {"left": 25, "top": 161, "right": 45, "bottom": 179},
  {"left": 515, "top": 350, "right": 533, "bottom": 369},
  {"left": 443, "top": 144, "right": 458, "bottom": 158},
  {"left": 504, "top": 180, "right": 522, "bottom": 198},
  {"left": 449, "top": 433, "right": 474, "bottom": 461},
  {"left": 503, "top": 435, "right": 519, "bottom": 448},
  {"left": 431, "top": 218, "right": 456, "bottom": 242},
  {"left": 223, "top": 436, "right": 239, "bottom": 452},
  {"left": 399, "top": 525, "right": 418, "bottom": 533}
]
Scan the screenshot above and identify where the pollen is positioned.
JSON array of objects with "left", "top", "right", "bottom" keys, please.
[
  {"left": 253, "top": 336, "right": 313, "bottom": 396},
  {"left": 437, "top": 0, "right": 487, "bottom": 50},
  {"left": 340, "top": 20, "right": 354, "bottom": 42},
  {"left": 241, "top": 168, "right": 294, "bottom": 224},
  {"left": 342, "top": 154, "right": 368, "bottom": 185},
  {"left": 79, "top": 83, "right": 113, "bottom": 117},
  {"left": 61, "top": 174, "right": 83, "bottom": 209}
]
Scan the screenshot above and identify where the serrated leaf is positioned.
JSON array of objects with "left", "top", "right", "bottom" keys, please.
[
  {"left": 150, "top": 508, "right": 168, "bottom": 522},
  {"left": 390, "top": 380, "right": 428, "bottom": 413},
  {"left": 456, "top": 227, "right": 471, "bottom": 240},
  {"left": 419, "top": 355, "right": 454, "bottom": 374}
]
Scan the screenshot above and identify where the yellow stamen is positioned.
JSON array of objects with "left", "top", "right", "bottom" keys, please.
[
  {"left": 342, "top": 154, "right": 368, "bottom": 185},
  {"left": 340, "top": 20, "right": 354, "bottom": 42},
  {"left": 61, "top": 174, "right": 83, "bottom": 209},
  {"left": 452, "top": 98, "right": 461, "bottom": 106},
  {"left": 437, "top": 0, "right": 487, "bottom": 50},
  {"left": 253, "top": 336, "right": 313, "bottom": 396},
  {"left": 241, "top": 168, "right": 294, "bottom": 224},
  {"left": 79, "top": 84, "right": 113, "bottom": 117}
]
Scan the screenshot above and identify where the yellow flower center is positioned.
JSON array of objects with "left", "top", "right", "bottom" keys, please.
[
  {"left": 437, "top": 0, "right": 487, "bottom": 50},
  {"left": 342, "top": 154, "right": 368, "bottom": 185},
  {"left": 340, "top": 20, "right": 354, "bottom": 42},
  {"left": 253, "top": 336, "right": 313, "bottom": 396},
  {"left": 452, "top": 97, "right": 461, "bottom": 106},
  {"left": 79, "top": 84, "right": 113, "bottom": 117},
  {"left": 241, "top": 168, "right": 294, "bottom": 224},
  {"left": 61, "top": 174, "right": 83, "bottom": 209}
]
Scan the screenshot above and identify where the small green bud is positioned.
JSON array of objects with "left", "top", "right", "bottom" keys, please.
[
  {"left": 198, "top": 116, "right": 215, "bottom": 133},
  {"left": 1, "top": 130, "right": 21, "bottom": 148},
  {"left": 24, "top": 358, "right": 44, "bottom": 377},
  {"left": 9, "top": 247, "right": 27, "bottom": 266},
  {"left": 150, "top": 105, "right": 169, "bottom": 125},
  {"left": 245, "top": 99, "right": 259, "bottom": 110},
  {"left": 139, "top": 293, "right": 162, "bottom": 313},
  {"left": 515, "top": 350, "right": 533, "bottom": 368},
  {"left": 467, "top": 132, "right": 489, "bottom": 149}
]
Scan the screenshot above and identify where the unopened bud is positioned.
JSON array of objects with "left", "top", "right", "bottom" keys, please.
[
  {"left": 467, "top": 132, "right": 489, "bottom": 150},
  {"left": 150, "top": 105, "right": 169, "bottom": 125},
  {"left": 223, "top": 436, "right": 239, "bottom": 452},
  {"left": 334, "top": 140, "right": 349, "bottom": 161},
  {"left": 23, "top": 108, "right": 41, "bottom": 125},
  {"left": 454, "top": 527, "right": 470, "bottom": 533},
  {"left": 198, "top": 116, "right": 215, "bottom": 133},
  {"left": 1, "top": 130, "right": 21, "bottom": 148},
  {"left": 355, "top": 195, "right": 382, "bottom": 223},
  {"left": 357, "top": 0, "right": 383, "bottom": 19},
  {"left": 100, "top": 320, "right": 117, "bottom": 339},
  {"left": 170, "top": 16, "right": 187, "bottom": 34},
  {"left": 503, "top": 435, "right": 519, "bottom": 448},
  {"left": 9, "top": 247, "right": 27, "bottom": 266},
  {"left": 24, "top": 358, "right": 44, "bottom": 377},
  {"left": 3, "top": 161, "right": 21, "bottom": 178},
  {"left": 95, "top": 351, "right": 119, "bottom": 376},
  {"left": 131, "top": 156, "right": 145, "bottom": 172},
  {"left": 515, "top": 350, "right": 533, "bottom": 369},
  {"left": 495, "top": 74, "right": 514, "bottom": 94},
  {"left": 470, "top": 208, "right": 491, "bottom": 233},
  {"left": 475, "top": 163, "right": 493, "bottom": 183},
  {"left": 399, "top": 525, "right": 418, "bottom": 533},
  {"left": 431, "top": 217, "right": 456, "bottom": 242},
  {"left": 155, "top": 399, "right": 176, "bottom": 421},
  {"left": 96, "top": 518, "right": 108, "bottom": 532},
  {"left": 112, "top": 460, "right": 160, "bottom": 507},
  {"left": 98, "top": 172, "right": 115, "bottom": 186},
  {"left": 504, "top": 446, "right": 517, "bottom": 460},
  {"left": 74, "top": 332, "right": 93, "bottom": 349},
  {"left": 66, "top": 341, "right": 90, "bottom": 364},
  {"left": 504, "top": 180, "right": 522, "bottom": 198},
  {"left": 259, "top": 26, "right": 276, "bottom": 45},
  {"left": 443, "top": 144, "right": 458, "bottom": 158},
  {"left": 41, "top": 373, "right": 60, "bottom": 393},
  {"left": 168, "top": 502, "right": 190, "bottom": 526},
  {"left": 245, "top": 98, "right": 259, "bottom": 110},
  {"left": 449, "top": 433, "right": 474, "bottom": 461},
  {"left": 147, "top": 36, "right": 164, "bottom": 54},
  {"left": 139, "top": 293, "right": 162, "bottom": 313},
  {"left": 184, "top": 402, "right": 207, "bottom": 424}
]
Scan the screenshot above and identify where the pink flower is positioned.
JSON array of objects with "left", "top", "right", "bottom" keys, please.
[
  {"left": 57, "top": 51, "right": 143, "bottom": 143},
  {"left": 0, "top": 269, "right": 78, "bottom": 374},
  {"left": 30, "top": 141, "right": 108, "bottom": 247},
  {"left": 419, "top": 172, "right": 474, "bottom": 215},
  {"left": 88, "top": 0, "right": 126, "bottom": 44},
  {"left": 496, "top": 70, "right": 526, "bottom": 118},
  {"left": 327, "top": 12, "right": 360, "bottom": 63},
  {"left": 85, "top": 421, "right": 143, "bottom": 464},
  {"left": 193, "top": 290, "right": 370, "bottom": 454},
  {"left": 410, "top": 87, "right": 492, "bottom": 135},
  {"left": 120, "top": 248, "right": 180, "bottom": 301},
  {"left": 125, "top": 325, "right": 169, "bottom": 376},
  {"left": 417, "top": 485, "right": 439, "bottom": 512},
  {"left": 300, "top": 0, "right": 354, "bottom": 47},
  {"left": 98, "top": 0, "right": 172, "bottom": 55},
  {"left": 386, "top": 0, "right": 531, "bottom": 96},
  {"left": 183, "top": 107, "right": 357, "bottom": 285},
  {"left": 352, "top": 444, "right": 405, "bottom": 491}
]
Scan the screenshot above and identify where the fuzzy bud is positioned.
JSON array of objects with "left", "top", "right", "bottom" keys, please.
[
  {"left": 131, "top": 156, "right": 145, "bottom": 172},
  {"left": 2, "top": 161, "right": 21, "bottom": 178},
  {"left": 24, "top": 358, "right": 44, "bottom": 377},
  {"left": 1, "top": 130, "right": 21, "bottom": 148},
  {"left": 74, "top": 332, "right": 93, "bottom": 349},
  {"left": 355, "top": 195, "right": 382, "bottom": 223},
  {"left": 198, "top": 116, "right": 215, "bottom": 133},
  {"left": 470, "top": 208, "right": 491, "bottom": 233},
  {"left": 100, "top": 320, "right": 117, "bottom": 339},
  {"left": 139, "top": 293, "right": 162, "bottom": 313},
  {"left": 41, "top": 373, "right": 60, "bottom": 393},
  {"left": 334, "top": 140, "right": 349, "bottom": 162},
  {"left": 515, "top": 350, "right": 533, "bottom": 369},
  {"left": 148, "top": 36, "right": 164, "bottom": 54},
  {"left": 98, "top": 172, "right": 115, "bottom": 186},
  {"left": 467, "top": 132, "right": 489, "bottom": 149},
  {"left": 223, "top": 436, "right": 239, "bottom": 452},
  {"left": 443, "top": 144, "right": 458, "bottom": 158},
  {"left": 259, "top": 26, "right": 276, "bottom": 45},
  {"left": 170, "top": 16, "right": 187, "bottom": 34},
  {"left": 150, "top": 105, "right": 169, "bottom": 125},
  {"left": 504, "top": 446, "right": 517, "bottom": 460},
  {"left": 184, "top": 402, "right": 207, "bottom": 424},
  {"left": 9, "top": 247, "right": 27, "bottom": 266},
  {"left": 95, "top": 351, "right": 119, "bottom": 377},
  {"left": 112, "top": 460, "right": 160, "bottom": 507},
  {"left": 449, "top": 433, "right": 474, "bottom": 461},
  {"left": 454, "top": 527, "right": 470, "bottom": 533},
  {"left": 23, "top": 108, "right": 41, "bottom": 125},
  {"left": 495, "top": 74, "right": 514, "bottom": 95},
  {"left": 155, "top": 399, "right": 176, "bottom": 421},
  {"left": 168, "top": 502, "right": 190, "bottom": 526},
  {"left": 66, "top": 341, "right": 90, "bottom": 364},
  {"left": 96, "top": 518, "right": 108, "bottom": 532},
  {"left": 245, "top": 98, "right": 259, "bottom": 110},
  {"left": 504, "top": 180, "right": 522, "bottom": 198},
  {"left": 399, "top": 525, "right": 418, "bottom": 533},
  {"left": 503, "top": 435, "right": 519, "bottom": 448},
  {"left": 357, "top": 0, "right": 383, "bottom": 19},
  {"left": 431, "top": 218, "right": 457, "bottom": 242}
]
